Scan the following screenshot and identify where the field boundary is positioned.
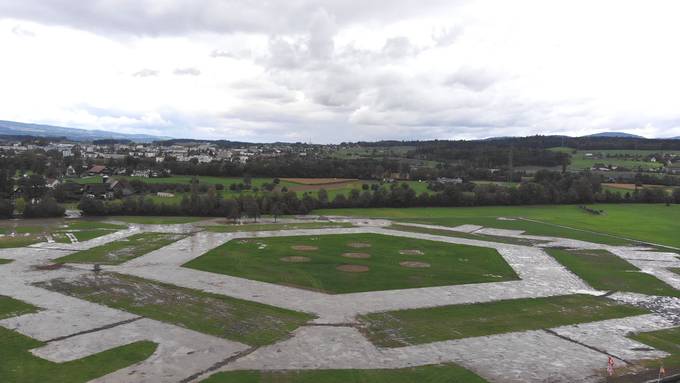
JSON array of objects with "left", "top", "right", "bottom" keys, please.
[{"left": 518, "top": 217, "right": 680, "bottom": 251}]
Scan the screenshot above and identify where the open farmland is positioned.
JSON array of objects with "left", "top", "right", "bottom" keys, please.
[{"left": 314, "top": 204, "right": 680, "bottom": 249}]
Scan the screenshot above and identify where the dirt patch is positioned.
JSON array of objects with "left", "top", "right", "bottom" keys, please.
[
  {"left": 399, "top": 261, "right": 431, "bottom": 268},
  {"left": 280, "top": 256, "right": 311, "bottom": 263},
  {"left": 32, "top": 263, "right": 65, "bottom": 271},
  {"left": 341, "top": 252, "right": 371, "bottom": 259},
  {"left": 336, "top": 264, "right": 370, "bottom": 273},
  {"left": 291, "top": 245, "right": 319, "bottom": 251},
  {"left": 347, "top": 242, "right": 371, "bottom": 248},
  {"left": 399, "top": 249, "right": 424, "bottom": 256}
]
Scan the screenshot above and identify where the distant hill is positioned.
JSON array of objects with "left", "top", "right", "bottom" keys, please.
[
  {"left": 583, "top": 132, "right": 645, "bottom": 139},
  {"left": 0, "top": 120, "right": 171, "bottom": 142}
]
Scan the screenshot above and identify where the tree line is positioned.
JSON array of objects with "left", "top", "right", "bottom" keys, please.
[{"left": 79, "top": 171, "right": 680, "bottom": 218}]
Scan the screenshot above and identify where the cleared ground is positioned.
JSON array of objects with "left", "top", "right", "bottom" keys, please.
[
  {"left": 547, "top": 249, "right": 680, "bottom": 297},
  {"left": 55, "top": 232, "right": 187, "bottom": 265},
  {"left": 314, "top": 204, "right": 680, "bottom": 248},
  {"left": 204, "top": 364, "right": 487, "bottom": 383},
  {"left": 38, "top": 273, "right": 314, "bottom": 346},
  {"left": 184, "top": 233, "right": 518, "bottom": 294},
  {"left": 358, "top": 294, "right": 648, "bottom": 347},
  {"left": 0, "top": 296, "right": 157, "bottom": 383},
  {"left": 389, "top": 223, "right": 546, "bottom": 247},
  {"left": 203, "top": 221, "right": 354, "bottom": 233},
  {"left": 627, "top": 327, "right": 680, "bottom": 378},
  {"left": 0, "top": 328, "right": 157, "bottom": 383},
  {"left": 107, "top": 216, "right": 206, "bottom": 224},
  {"left": 0, "top": 220, "right": 125, "bottom": 248}
]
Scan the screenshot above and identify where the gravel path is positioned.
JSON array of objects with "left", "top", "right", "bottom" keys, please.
[{"left": 0, "top": 217, "right": 677, "bottom": 383}]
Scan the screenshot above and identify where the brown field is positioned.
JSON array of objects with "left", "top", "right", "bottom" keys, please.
[
  {"left": 285, "top": 180, "right": 363, "bottom": 192},
  {"left": 604, "top": 183, "right": 638, "bottom": 190},
  {"left": 281, "top": 178, "right": 358, "bottom": 185}
]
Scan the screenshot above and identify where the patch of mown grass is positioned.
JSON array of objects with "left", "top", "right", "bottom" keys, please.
[
  {"left": 109, "top": 216, "right": 205, "bottom": 224},
  {"left": 65, "top": 221, "right": 126, "bottom": 231},
  {"left": 632, "top": 327, "right": 680, "bottom": 367},
  {"left": 0, "top": 327, "right": 157, "bottom": 383},
  {"left": 55, "top": 233, "right": 186, "bottom": 265},
  {"left": 0, "top": 235, "right": 41, "bottom": 248},
  {"left": 0, "top": 295, "right": 38, "bottom": 319},
  {"left": 672, "top": 268, "right": 680, "bottom": 276},
  {"left": 547, "top": 249, "right": 680, "bottom": 297},
  {"left": 388, "top": 224, "right": 544, "bottom": 247},
  {"left": 315, "top": 204, "right": 680, "bottom": 248},
  {"left": 38, "top": 273, "right": 313, "bottom": 346},
  {"left": 203, "top": 221, "right": 353, "bottom": 233},
  {"left": 203, "top": 364, "right": 488, "bottom": 383},
  {"left": 358, "top": 294, "right": 648, "bottom": 347},
  {"left": 0, "top": 259, "right": 13, "bottom": 265},
  {"left": 184, "top": 233, "right": 519, "bottom": 294}
]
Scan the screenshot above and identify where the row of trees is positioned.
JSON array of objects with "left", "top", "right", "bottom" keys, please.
[{"left": 80, "top": 171, "right": 680, "bottom": 218}]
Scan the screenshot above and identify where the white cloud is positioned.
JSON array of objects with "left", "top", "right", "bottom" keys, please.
[
  {"left": 133, "top": 68, "right": 160, "bottom": 77},
  {"left": 173, "top": 67, "right": 201, "bottom": 76},
  {"left": 1, "top": 0, "right": 680, "bottom": 142}
]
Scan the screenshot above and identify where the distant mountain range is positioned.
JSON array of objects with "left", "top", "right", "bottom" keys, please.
[
  {"left": 0, "top": 120, "right": 171, "bottom": 142},
  {"left": 583, "top": 132, "right": 646, "bottom": 139}
]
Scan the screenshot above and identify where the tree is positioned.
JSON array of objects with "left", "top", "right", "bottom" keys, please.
[
  {"left": 0, "top": 199, "right": 13, "bottom": 218},
  {"left": 224, "top": 199, "right": 241, "bottom": 223},
  {"left": 243, "top": 196, "right": 259, "bottom": 222},
  {"left": 19, "top": 174, "right": 47, "bottom": 202},
  {"left": 271, "top": 203, "right": 282, "bottom": 222},
  {"left": 318, "top": 188, "right": 329, "bottom": 206}
]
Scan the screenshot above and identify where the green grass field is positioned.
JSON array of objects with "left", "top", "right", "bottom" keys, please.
[
  {"left": 75, "top": 175, "right": 432, "bottom": 204},
  {"left": 0, "top": 295, "right": 156, "bottom": 383},
  {"left": 203, "top": 221, "right": 354, "bottom": 232},
  {"left": 0, "top": 259, "right": 12, "bottom": 265},
  {"left": 629, "top": 327, "right": 680, "bottom": 371},
  {"left": 548, "top": 147, "right": 677, "bottom": 171},
  {"left": 52, "top": 220, "right": 126, "bottom": 243},
  {"left": 108, "top": 216, "right": 205, "bottom": 224},
  {"left": 314, "top": 204, "right": 680, "bottom": 248},
  {"left": 0, "top": 296, "right": 38, "bottom": 320},
  {"left": 0, "top": 220, "right": 126, "bottom": 247},
  {"left": 204, "top": 364, "right": 487, "bottom": 383},
  {"left": 0, "top": 327, "right": 156, "bottom": 383},
  {"left": 55, "top": 233, "right": 186, "bottom": 265},
  {"left": 547, "top": 249, "right": 680, "bottom": 297},
  {"left": 358, "top": 294, "right": 647, "bottom": 347},
  {"left": 39, "top": 273, "right": 313, "bottom": 346},
  {"left": 388, "top": 224, "right": 547, "bottom": 247},
  {"left": 184, "top": 233, "right": 518, "bottom": 294}
]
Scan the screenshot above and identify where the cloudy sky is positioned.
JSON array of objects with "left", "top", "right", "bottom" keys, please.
[{"left": 1, "top": 0, "right": 679, "bottom": 142}]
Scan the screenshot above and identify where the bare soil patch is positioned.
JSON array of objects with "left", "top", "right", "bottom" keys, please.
[
  {"left": 336, "top": 264, "right": 370, "bottom": 273},
  {"left": 32, "top": 263, "right": 65, "bottom": 271},
  {"left": 341, "top": 252, "right": 371, "bottom": 259},
  {"left": 399, "top": 249, "right": 424, "bottom": 256},
  {"left": 280, "top": 256, "right": 311, "bottom": 263},
  {"left": 399, "top": 261, "right": 431, "bottom": 268},
  {"left": 291, "top": 245, "right": 319, "bottom": 251},
  {"left": 347, "top": 242, "right": 371, "bottom": 248}
]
